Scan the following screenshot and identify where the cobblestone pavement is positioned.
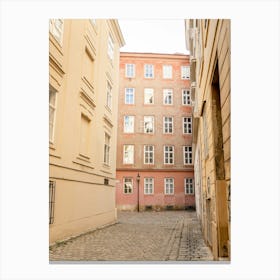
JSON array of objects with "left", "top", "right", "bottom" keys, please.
[{"left": 49, "top": 211, "right": 213, "bottom": 262}]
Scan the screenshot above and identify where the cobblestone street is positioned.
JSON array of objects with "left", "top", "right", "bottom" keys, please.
[{"left": 49, "top": 211, "right": 213, "bottom": 262}]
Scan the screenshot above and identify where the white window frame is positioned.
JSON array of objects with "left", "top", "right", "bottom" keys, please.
[
  {"left": 144, "top": 145, "right": 154, "bottom": 164},
  {"left": 164, "top": 178, "right": 174, "bottom": 195},
  {"left": 182, "top": 89, "right": 191, "bottom": 105},
  {"left": 49, "top": 86, "right": 57, "bottom": 143},
  {"left": 124, "top": 116, "right": 135, "bottom": 133},
  {"left": 183, "top": 117, "right": 192, "bottom": 134},
  {"left": 106, "top": 81, "right": 112, "bottom": 110},
  {"left": 144, "top": 116, "right": 154, "bottom": 134},
  {"left": 144, "top": 88, "right": 154, "bottom": 104},
  {"left": 183, "top": 146, "right": 192, "bottom": 164},
  {"left": 163, "top": 65, "right": 172, "bottom": 79},
  {"left": 107, "top": 34, "right": 114, "bottom": 61},
  {"left": 49, "top": 19, "right": 64, "bottom": 45},
  {"left": 103, "top": 133, "right": 110, "bottom": 165},
  {"left": 125, "top": 88, "right": 135, "bottom": 104},
  {"left": 90, "top": 19, "right": 96, "bottom": 26},
  {"left": 185, "top": 178, "right": 194, "bottom": 194},
  {"left": 163, "top": 89, "right": 173, "bottom": 105},
  {"left": 125, "top": 64, "right": 135, "bottom": 78},
  {"left": 181, "top": 66, "right": 190, "bottom": 79},
  {"left": 123, "top": 145, "right": 134, "bottom": 164},
  {"left": 163, "top": 116, "right": 173, "bottom": 134},
  {"left": 123, "top": 178, "right": 133, "bottom": 194},
  {"left": 164, "top": 145, "right": 174, "bottom": 164},
  {"left": 144, "top": 64, "right": 154, "bottom": 78},
  {"left": 144, "top": 178, "right": 154, "bottom": 195}
]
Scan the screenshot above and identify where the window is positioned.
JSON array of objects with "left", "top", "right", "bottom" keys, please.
[
  {"left": 144, "top": 178, "right": 154, "bottom": 194},
  {"left": 144, "top": 116, "right": 154, "bottom": 134},
  {"left": 181, "top": 66, "right": 190, "bottom": 79},
  {"left": 163, "top": 65, "right": 172, "bottom": 79},
  {"left": 123, "top": 178, "right": 133, "bottom": 194},
  {"left": 90, "top": 19, "right": 96, "bottom": 26},
  {"left": 106, "top": 81, "right": 112, "bottom": 110},
  {"left": 125, "top": 64, "right": 135, "bottom": 78},
  {"left": 183, "top": 117, "right": 192, "bottom": 134},
  {"left": 125, "top": 88, "right": 135, "bottom": 104},
  {"left": 183, "top": 146, "right": 192, "bottom": 164},
  {"left": 104, "top": 133, "right": 110, "bottom": 165},
  {"left": 164, "top": 146, "right": 174, "bottom": 164},
  {"left": 185, "top": 178, "right": 194, "bottom": 194},
  {"left": 144, "top": 88, "right": 154, "bottom": 104},
  {"left": 107, "top": 34, "right": 114, "bottom": 61},
  {"left": 163, "top": 89, "right": 173, "bottom": 105},
  {"left": 80, "top": 114, "right": 90, "bottom": 157},
  {"left": 144, "top": 145, "right": 154, "bottom": 164},
  {"left": 164, "top": 178, "right": 174, "bottom": 195},
  {"left": 163, "top": 117, "right": 173, "bottom": 134},
  {"left": 144, "top": 64, "right": 154, "bottom": 78},
  {"left": 123, "top": 145, "right": 134, "bottom": 164},
  {"left": 49, "top": 180, "right": 56, "bottom": 224},
  {"left": 49, "top": 19, "right": 64, "bottom": 44},
  {"left": 124, "top": 116, "right": 134, "bottom": 133},
  {"left": 49, "top": 86, "right": 57, "bottom": 142},
  {"left": 182, "top": 89, "right": 191, "bottom": 105}
]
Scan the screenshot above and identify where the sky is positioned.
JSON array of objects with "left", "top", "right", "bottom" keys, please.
[{"left": 118, "top": 19, "right": 189, "bottom": 54}]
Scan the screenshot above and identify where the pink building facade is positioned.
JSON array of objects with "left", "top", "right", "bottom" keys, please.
[{"left": 116, "top": 52, "right": 194, "bottom": 211}]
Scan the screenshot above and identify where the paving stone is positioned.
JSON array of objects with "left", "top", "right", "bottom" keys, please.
[{"left": 49, "top": 211, "right": 214, "bottom": 262}]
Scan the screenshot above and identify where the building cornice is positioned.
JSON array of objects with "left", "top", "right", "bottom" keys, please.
[{"left": 120, "top": 52, "right": 189, "bottom": 60}]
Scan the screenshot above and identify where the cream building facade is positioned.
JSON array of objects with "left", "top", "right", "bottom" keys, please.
[
  {"left": 185, "top": 19, "right": 231, "bottom": 260},
  {"left": 49, "top": 19, "right": 125, "bottom": 244}
]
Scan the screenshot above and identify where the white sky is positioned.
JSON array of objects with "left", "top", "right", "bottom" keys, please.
[{"left": 118, "top": 19, "right": 189, "bottom": 54}]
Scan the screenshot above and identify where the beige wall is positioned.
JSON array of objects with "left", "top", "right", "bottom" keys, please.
[
  {"left": 49, "top": 19, "right": 125, "bottom": 244},
  {"left": 186, "top": 19, "right": 231, "bottom": 260}
]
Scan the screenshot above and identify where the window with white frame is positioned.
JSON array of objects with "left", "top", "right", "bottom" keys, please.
[
  {"left": 144, "top": 64, "right": 154, "bottom": 78},
  {"left": 163, "top": 65, "right": 172, "bottom": 79},
  {"left": 185, "top": 178, "right": 194, "bottom": 194},
  {"left": 107, "top": 34, "right": 114, "bottom": 61},
  {"left": 90, "top": 19, "right": 96, "bottom": 26},
  {"left": 164, "top": 146, "right": 174, "bottom": 164},
  {"left": 125, "top": 88, "right": 135, "bottom": 104},
  {"left": 124, "top": 116, "right": 134, "bottom": 133},
  {"left": 183, "top": 117, "right": 192, "bottom": 134},
  {"left": 123, "top": 178, "right": 133, "bottom": 194},
  {"left": 49, "top": 19, "right": 64, "bottom": 44},
  {"left": 183, "top": 146, "right": 192, "bottom": 164},
  {"left": 144, "top": 88, "right": 154, "bottom": 104},
  {"left": 181, "top": 66, "right": 190, "bottom": 79},
  {"left": 144, "top": 145, "right": 154, "bottom": 164},
  {"left": 125, "top": 64, "right": 135, "bottom": 78},
  {"left": 106, "top": 81, "right": 112, "bottom": 109},
  {"left": 182, "top": 89, "right": 191, "bottom": 105},
  {"left": 163, "top": 117, "right": 173, "bottom": 134},
  {"left": 144, "top": 116, "right": 154, "bottom": 133},
  {"left": 144, "top": 178, "right": 154, "bottom": 194},
  {"left": 49, "top": 86, "right": 57, "bottom": 142},
  {"left": 123, "top": 145, "right": 134, "bottom": 164},
  {"left": 163, "top": 89, "right": 173, "bottom": 105},
  {"left": 103, "top": 133, "right": 110, "bottom": 165},
  {"left": 164, "top": 178, "right": 174, "bottom": 194}
]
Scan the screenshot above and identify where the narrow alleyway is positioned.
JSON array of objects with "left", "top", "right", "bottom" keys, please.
[{"left": 49, "top": 211, "right": 213, "bottom": 262}]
